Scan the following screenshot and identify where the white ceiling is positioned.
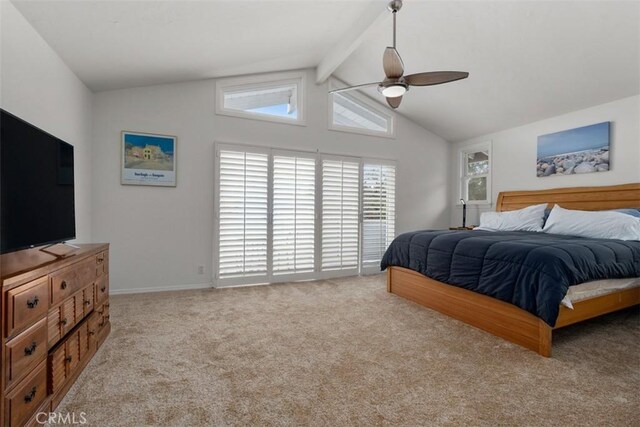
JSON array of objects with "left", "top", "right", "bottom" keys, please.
[
  {"left": 336, "top": 1, "right": 640, "bottom": 141},
  {"left": 12, "top": 0, "right": 640, "bottom": 142},
  {"left": 11, "top": 0, "right": 386, "bottom": 91}
]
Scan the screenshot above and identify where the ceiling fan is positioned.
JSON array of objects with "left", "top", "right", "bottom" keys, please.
[{"left": 330, "top": 0, "right": 469, "bottom": 109}]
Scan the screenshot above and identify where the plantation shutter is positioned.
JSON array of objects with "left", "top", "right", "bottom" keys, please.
[
  {"left": 321, "top": 157, "right": 360, "bottom": 272},
  {"left": 362, "top": 162, "right": 396, "bottom": 271},
  {"left": 272, "top": 152, "right": 316, "bottom": 275},
  {"left": 217, "top": 149, "right": 269, "bottom": 280}
]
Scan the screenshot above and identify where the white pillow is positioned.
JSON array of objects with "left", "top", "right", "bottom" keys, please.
[
  {"left": 542, "top": 205, "right": 640, "bottom": 241},
  {"left": 475, "top": 203, "right": 548, "bottom": 232}
]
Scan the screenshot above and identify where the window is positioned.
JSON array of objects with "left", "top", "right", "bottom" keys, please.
[
  {"left": 460, "top": 142, "right": 491, "bottom": 204},
  {"left": 272, "top": 152, "right": 316, "bottom": 275},
  {"left": 217, "top": 149, "right": 269, "bottom": 280},
  {"left": 361, "top": 162, "right": 396, "bottom": 272},
  {"left": 215, "top": 144, "right": 397, "bottom": 287},
  {"left": 329, "top": 80, "right": 394, "bottom": 138},
  {"left": 321, "top": 157, "right": 360, "bottom": 273},
  {"left": 216, "top": 71, "right": 305, "bottom": 125}
]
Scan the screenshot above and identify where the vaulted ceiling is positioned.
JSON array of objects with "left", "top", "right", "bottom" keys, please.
[{"left": 12, "top": 0, "right": 640, "bottom": 142}]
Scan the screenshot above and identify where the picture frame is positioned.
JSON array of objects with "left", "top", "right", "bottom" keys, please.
[
  {"left": 537, "top": 122, "right": 610, "bottom": 177},
  {"left": 121, "top": 131, "right": 177, "bottom": 187}
]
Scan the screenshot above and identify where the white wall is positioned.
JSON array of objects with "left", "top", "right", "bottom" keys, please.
[
  {"left": 450, "top": 95, "right": 640, "bottom": 226},
  {"left": 1, "top": 1, "right": 94, "bottom": 243},
  {"left": 91, "top": 70, "right": 450, "bottom": 293}
]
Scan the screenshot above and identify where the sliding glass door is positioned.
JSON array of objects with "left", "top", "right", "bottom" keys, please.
[
  {"left": 272, "top": 151, "right": 316, "bottom": 279},
  {"left": 215, "top": 143, "right": 396, "bottom": 287}
]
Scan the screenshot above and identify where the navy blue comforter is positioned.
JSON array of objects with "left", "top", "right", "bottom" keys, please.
[{"left": 381, "top": 230, "right": 640, "bottom": 326}]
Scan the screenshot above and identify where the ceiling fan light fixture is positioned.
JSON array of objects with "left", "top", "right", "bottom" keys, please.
[{"left": 381, "top": 84, "right": 407, "bottom": 98}]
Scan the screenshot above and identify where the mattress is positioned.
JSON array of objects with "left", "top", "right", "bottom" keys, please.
[{"left": 561, "top": 277, "right": 640, "bottom": 309}]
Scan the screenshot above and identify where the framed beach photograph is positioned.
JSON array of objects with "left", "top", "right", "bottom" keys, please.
[
  {"left": 121, "top": 131, "right": 177, "bottom": 186},
  {"left": 537, "top": 122, "right": 610, "bottom": 177}
]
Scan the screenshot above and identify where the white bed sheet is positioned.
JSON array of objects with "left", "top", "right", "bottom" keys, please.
[{"left": 561, "top": 277, "right": 640, "bottom": 309}]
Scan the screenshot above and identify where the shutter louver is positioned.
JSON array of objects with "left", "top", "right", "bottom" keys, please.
[
  {"left": 273, "top": 155, "right": 316, "bottom": 275},
  {"left": 218, "top": 150, "right": 268, "bottom": 278},
  {"left": 321, "top": 159, "right": 360, "bottom": 272},
  {"left": 362, "top": 163, "right": 396, "bottom": 269}
]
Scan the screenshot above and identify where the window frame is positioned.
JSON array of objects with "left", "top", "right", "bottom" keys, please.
[
  {"left": 458, "top": 141, "right": 492, "bottom": 205},
  {"left": 215, "top": 71, "right": 306, "bottom": 126},
  {"left": 214, "top": 142, "right": 397, "bottom": 287},
  {"left": 328, "top": 78, "right": 395, "bottom": 139},
  {"left": 270, "top": 149, "right": 318, "bottom": 281},
  {"left": 319, "top": 154, "right": 362, "bottom": 278},
  {"left": 214, "top": 143, "right": 271, "bottom": 287},
  {"left": 360, "top": 159, "right": 397, "bottom": 275}
]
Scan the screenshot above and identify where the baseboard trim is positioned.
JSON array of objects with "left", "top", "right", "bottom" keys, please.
[{"left": 110, "top": 282, "right": 213, "bottom": 295}]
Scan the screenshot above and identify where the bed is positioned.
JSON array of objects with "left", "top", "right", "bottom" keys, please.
[{"left": 384, "top": 183, "right": 640, "bottom": 356}]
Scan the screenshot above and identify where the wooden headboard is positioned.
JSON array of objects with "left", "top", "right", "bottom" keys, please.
[{"left": 496, "top": 183, "right": 640, "bottom": 212}]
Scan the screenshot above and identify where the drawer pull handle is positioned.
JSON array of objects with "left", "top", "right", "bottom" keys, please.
[
  {"left": 100, "top": 286, "right": 106, "bottom": 292},
  {"left": 97, "top": 257, "right": 104, "bottom": 264},
  {"left": 89, "top": 330, "right": 95, "bottom": 336},
  {"left": 26, "top": 296, "right": 39, "bottom": 308},
  {"left": 24, "top": 342, "right": 37, "bottom": 356},
  {"left": 60, "top": 318, "right": 68, "bottom": 326},
  {"left": 65, "top": 356, "right": 73, "bottom": 364},
  {"left": 61, "top": 281, "right": 68, "bottom": 290},
  {"left": 24, "top": 387, "right": 37, "bottom": 403},
  {"left": 84, "top": 300, "right": 91, "bottom": 305}
]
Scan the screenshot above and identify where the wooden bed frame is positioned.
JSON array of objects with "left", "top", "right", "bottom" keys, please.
[{"left": 387, "top": 183, "right": 640, "bottom": 356}]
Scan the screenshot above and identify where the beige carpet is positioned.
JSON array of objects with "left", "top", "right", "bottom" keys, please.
[{"left": 55, "top": 275, "right": 639, "bottom": 426}]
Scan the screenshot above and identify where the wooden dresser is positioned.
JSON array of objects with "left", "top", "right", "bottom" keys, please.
[{"left": 0, "top": 244, "right": 110, "bottom": 426}]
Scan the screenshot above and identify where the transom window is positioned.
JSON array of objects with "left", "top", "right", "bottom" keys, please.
[
  {"left": 329, "top": 80, "right": 394, "bottom": 138},
  {"left": 459, "top": 142, "right": 491, "bottom": 204},
  {"left": 216, "top": 72, "right": 305, "bottom": 125}
]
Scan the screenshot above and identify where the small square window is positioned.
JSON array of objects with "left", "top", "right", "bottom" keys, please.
[
  {"left": 459, "top": 143, "right": 491, "bottom": 204},
  {"left": 216, "top": 72, "right": 305, "bottom": 125}
]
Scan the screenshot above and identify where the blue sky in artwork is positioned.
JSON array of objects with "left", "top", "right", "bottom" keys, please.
[
  {"left": 247, "top": 104, "right": 296, "bottom": 118},
  {"left": 125, "top": 133, "right": 174, "bottom": 154},
  {"left": 537, "top": 122, "right": 609, "bottom": 158}
]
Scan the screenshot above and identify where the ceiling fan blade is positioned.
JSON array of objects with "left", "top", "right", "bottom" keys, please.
[
  {"left": 329, "top": 82, "right": 380, "bottom": 94},
  {"left": 383, "top": 47, "right": 404, "bottom": 78},
  {"left": 386, "top": 95, "right": 402, "bottom": 109},
  {"left": 405, "top": 71, "right": 469, "bottom": 86}
]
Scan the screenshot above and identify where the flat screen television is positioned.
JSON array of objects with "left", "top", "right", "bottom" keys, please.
[{"left": 1, "top": 109, "right": 76, "bottom": 254}]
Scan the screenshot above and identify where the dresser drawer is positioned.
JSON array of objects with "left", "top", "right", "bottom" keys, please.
[
  {"left": 4, "top": 359, "right": 47, "bottom": 427},
  {"left": 48, "top": 342, "right": 67, "bottom": 395},
  {"left": 50, "top": 258, "right": 97, "bottom": 305},
  {"left": 47, "top": 307, "right": 61, "bottom": 348},
  {"left": 87, "top": 312, "right": 100, "bottom": 350},
  {"left": 78, "top": 322, "right": 90, "bottom": 360},
  {"left": 6, "top": 277, "right": 49, "bottom": 338},
  {"left": 96, "top": 251, "right": 108, "bottom": 277},
  {"left": 5, "top": 317, "right": 48, "bottom": 390},
  {"left": 95, "top": 275, "right": 109, "bottom": 305},
  {"left": 83, "top": 285, "right": 95, "bottom": 316},
  {"left": 48, "top": 328, "right": 82, "bottom": 397},
  {"left": 66, "top": 330, "right": 80, "bottom": 374},
  {"left": 61, "top": 296, "right": 77, "bottom": 337}
]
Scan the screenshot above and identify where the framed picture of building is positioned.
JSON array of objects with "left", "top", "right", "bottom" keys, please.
[{"left": 121, "top": 131, "right": 177, "bottom": 186}]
